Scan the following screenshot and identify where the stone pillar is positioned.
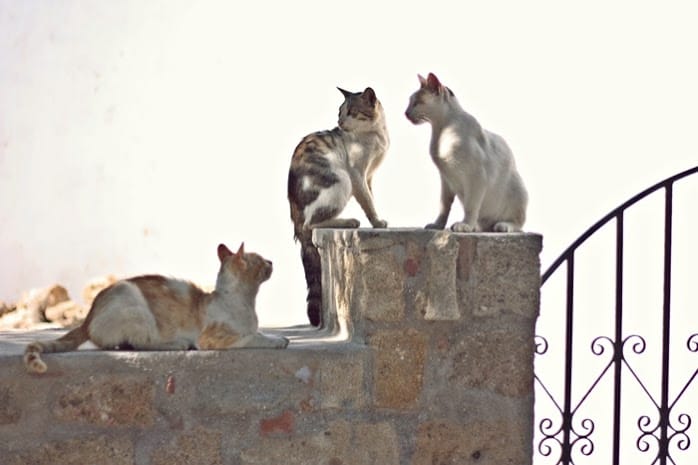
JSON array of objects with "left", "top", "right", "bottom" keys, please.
[{"left": 315, "top": 228, "right": 542, "bottom": 465}]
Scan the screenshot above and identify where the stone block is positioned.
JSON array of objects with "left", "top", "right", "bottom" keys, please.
[
  {"left": 242, "top": 420, "right": 352, "bottom": 465},
  {"left": 151, "top": 426, "right": 223, "bottom": 465},
  {"left": 189, "top": 355, "right": 315, "bottom": 417},
  {"left": 353, "top": 421, "right": 400, "bottom": 464},
  {"left": 319, "top": 357, "right": 366, "bottom": 410},
  {"left": 412, "top": 419, "right": 529, "bottom": 465},
  {"left": 471, "top": 234, "right": 541, "bottom": 319},
  {"left": 242, "top": 420, "right": 399, "bottom": 465},
  {"left": 6, "top": 436, "right": 133, "bottom": 465},
  {"left": 0, "top": 385, "right": 21, "bottom": 424},
  {"left": 371, "top": 329, "right": 427, "bottom": 409},
  {"left": 448, "top": 330, "right": 534, "bottom": 398},
  {"left": 422, "top": 232, "right": 459, "bottom": 320},
  {"left": 53, "top": 376, "right": 154, "bottom": 427},
  {"left": 355, "top": 246, "right": 405, "bottom": 322}
]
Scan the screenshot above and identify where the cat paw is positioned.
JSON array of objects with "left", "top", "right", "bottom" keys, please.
[
  {"left": 274, "top": 336, "right": 290, "bottom": 349},
  {"left": 425, "top": 223, "right": 445, "bottom": 230},
  {"left": 344, "top": 219, "right": 360, "bottom": 229},
  {"left": 372, "top": 219, "right": 388, "bottom": 229},
  {"left": 493, "top": 222, "right": 517, "bottom": 233},
  {"left": 451, "top": 222, "right": 475, "bottom": 233}
]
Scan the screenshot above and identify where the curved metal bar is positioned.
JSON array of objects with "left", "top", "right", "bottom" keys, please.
[
  {"left": 569, "top": 417, "right": 595, "bottom": 457},
  {"left": 541, "top": 165, "right": 698, "bottom": 284},
  {"left": 538, "top": 416, "right": 564, "bottom": 460},
  {"left": 535, "top": 335, "right": 549, "bottom": 355},
  {"left": 536, "top": 167, "right": 697, "bottom": 464}
]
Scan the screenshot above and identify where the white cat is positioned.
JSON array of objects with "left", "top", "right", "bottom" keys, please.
[{"left": 405, "top": 73, "right": 527, "bottom": 233}]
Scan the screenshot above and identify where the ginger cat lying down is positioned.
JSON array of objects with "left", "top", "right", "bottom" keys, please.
[{"left": 25, "top": 243, "right": 288, "bottom": 374}]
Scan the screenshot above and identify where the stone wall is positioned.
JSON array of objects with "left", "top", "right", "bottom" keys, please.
[{"left": 0, "top": 229, "right": 542, "bottom": 465}]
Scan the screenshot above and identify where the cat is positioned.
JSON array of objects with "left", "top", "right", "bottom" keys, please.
[
  {"left": 24, "top": 243, "right": 288, "bottom": 374},
  {"left": 405, "top": 73, "right": 528, "bottom": 233},
  {"left": 288, "top": 86, "right": 389, "bottom": 326}
]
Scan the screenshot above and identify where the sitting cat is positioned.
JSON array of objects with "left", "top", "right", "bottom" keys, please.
[
  {"left": 24, "top": 243, "right": 288, "bottom": 374},
  {"left": 288, "top": 87, "right": 389, "bottom": 326},
  {"left": 405, "top": 73, "right": 528, "bottom": 233}
]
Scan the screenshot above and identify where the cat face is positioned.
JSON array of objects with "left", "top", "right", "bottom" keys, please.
[
  {"left": 337, "top": 87, "right": 382, "bottom": 132},
  {"left": 217, "top": 243, "right": 273, "bottom": 285},
  {"left": 405, "top": 73, "right": 452, "bottom": 125}
]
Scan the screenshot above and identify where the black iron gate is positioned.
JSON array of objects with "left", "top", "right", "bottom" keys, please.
[{"left": 534, "top": 166, "right": 698, "bottom": 465}]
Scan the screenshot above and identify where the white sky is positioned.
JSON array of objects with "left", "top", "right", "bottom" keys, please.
[{"left": 1, "top": 1, "right": 697, "bottom": 462}]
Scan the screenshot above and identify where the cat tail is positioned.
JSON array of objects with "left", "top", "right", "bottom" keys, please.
[
  {"left": 24, "top": 324, "right": 89, "bottom": 374},
  {"left": 298, "top": 228, "right": 323, "bottom": 327}
]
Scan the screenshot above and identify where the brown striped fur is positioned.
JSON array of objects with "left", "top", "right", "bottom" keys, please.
[
  {"left": 24, "top": 243, "right": 288, "bottom": 374},
  {"left": 288, "top": 87, "right": 389, "bottom": 326}
]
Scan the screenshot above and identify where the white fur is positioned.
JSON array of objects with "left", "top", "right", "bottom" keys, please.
[
  {"left": 405, "top": 75, "right": 527, "bottom": 232},
  {"left": 303, "top": 151, "right": 353, "bottom": 227},
  {"left": 88, "top": 281, "right": 161, "bottom": 348}
]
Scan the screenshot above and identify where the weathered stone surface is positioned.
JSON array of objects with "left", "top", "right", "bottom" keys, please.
[
  {"left": 371, "top": 329, "right": 427, "bottom": 409},
  {"left": 423, "top": 232, "right": 459, "bottom": 320},
  {"left": 260, "top": 410, "right": 295, "bottom": 436},
  {"left": 449, "top": 330, "right": 534, "bottom": 398},
  {"left": 151, "top": 426, "right": 223, "bottom": 465},
  {"left": 355, "top": 245, "right": 405, "bottom": 322},
  {"left": 242, "top": 420, "right": 398, "bottom": 465},
  {"left": 320, "top": 357, "right": 366, "bottom": 409},
  {"left": 471, "top": 234, "right": 541, "bottom": 319},
  {"left": 242, "top": 420, "right": 353, "bottom": 465},
  {"left": 0, "top": 385, "right": 21, "bottom": 424},
  {"left": 412, "top": 419, "right": 529, "bottom": 465},
  {"left": 6, "top": 436, "right": 133, "bottom": 465},
  {"left": 53, "top": 376, "right": 154, "bottom": 426},
  {"left": 190, "top": 357, "right": 315, "bottom": 416},
  {"left": 353, "top": 422, "right": 400, "bottom": 464}
]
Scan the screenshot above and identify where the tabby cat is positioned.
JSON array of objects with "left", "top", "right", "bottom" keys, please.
[
  {"left": 288, "top": 87, "right": 389, "bottom": 326},
  {"left": 405, "top": 73, "right": 528, "bottom": 232},
  {"left": 24, "top": 243, "right": 288, "bottom": 374}
]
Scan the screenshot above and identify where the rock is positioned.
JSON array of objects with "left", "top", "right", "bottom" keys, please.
[
  {"left": 17, "top": 284, "right": 70, "bottom": 321},
  {"left": 0, "top": 284, "right": 70, "bottom": 329},
  {"left": 44, "top": 300, "right": 87, "bottom": 327},
  {"left": 82, "top": 275, "right": 118, "bottom": 307},
  {"left": 0, "top": 301, "right": 14, "bottom": 318}
]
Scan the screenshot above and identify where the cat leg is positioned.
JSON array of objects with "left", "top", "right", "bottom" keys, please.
[
  {"left": 493, "top": 221, "right": 520, "bottom": 233},
  {"left": 198, "top": 321, "right": 241, "bottom": 349},
  {"left": 237, "top": 332, "right": 290, "bottom": 349},
  {"left": 426, "top": 177, "right": 454, "bottom": 229},
  {"left": 307, "top": 204, "right": 360, "bottom": 230},
  {"left": 451, "top": 184, "right": 486, "bottom": 233},
  {"left": 350, "top": 171, "right": 387, "bottom": 228}
]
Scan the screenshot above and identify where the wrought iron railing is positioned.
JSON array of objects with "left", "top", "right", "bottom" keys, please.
[{"left": 535, "top": 166, "right": 698, "bottom": 465}]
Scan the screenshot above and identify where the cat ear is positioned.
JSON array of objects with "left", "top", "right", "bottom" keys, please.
[
  {"left": 337, "top": 87, "right": 353, "bottom": 99},
  {"left": 426, "top": 73, "right": 442, "bottom": 94},
  {"left": 361, "top": 87, "right": 377, "bottom": 106},
  {"left": 418, "top": 74, "right": 428, "bottom": 88},
  {"left": 236, "top": 242, "right": 245, "bottom": 257},
  {"left": 217, "top": 243, "right": 233, "bottom": 262}
]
